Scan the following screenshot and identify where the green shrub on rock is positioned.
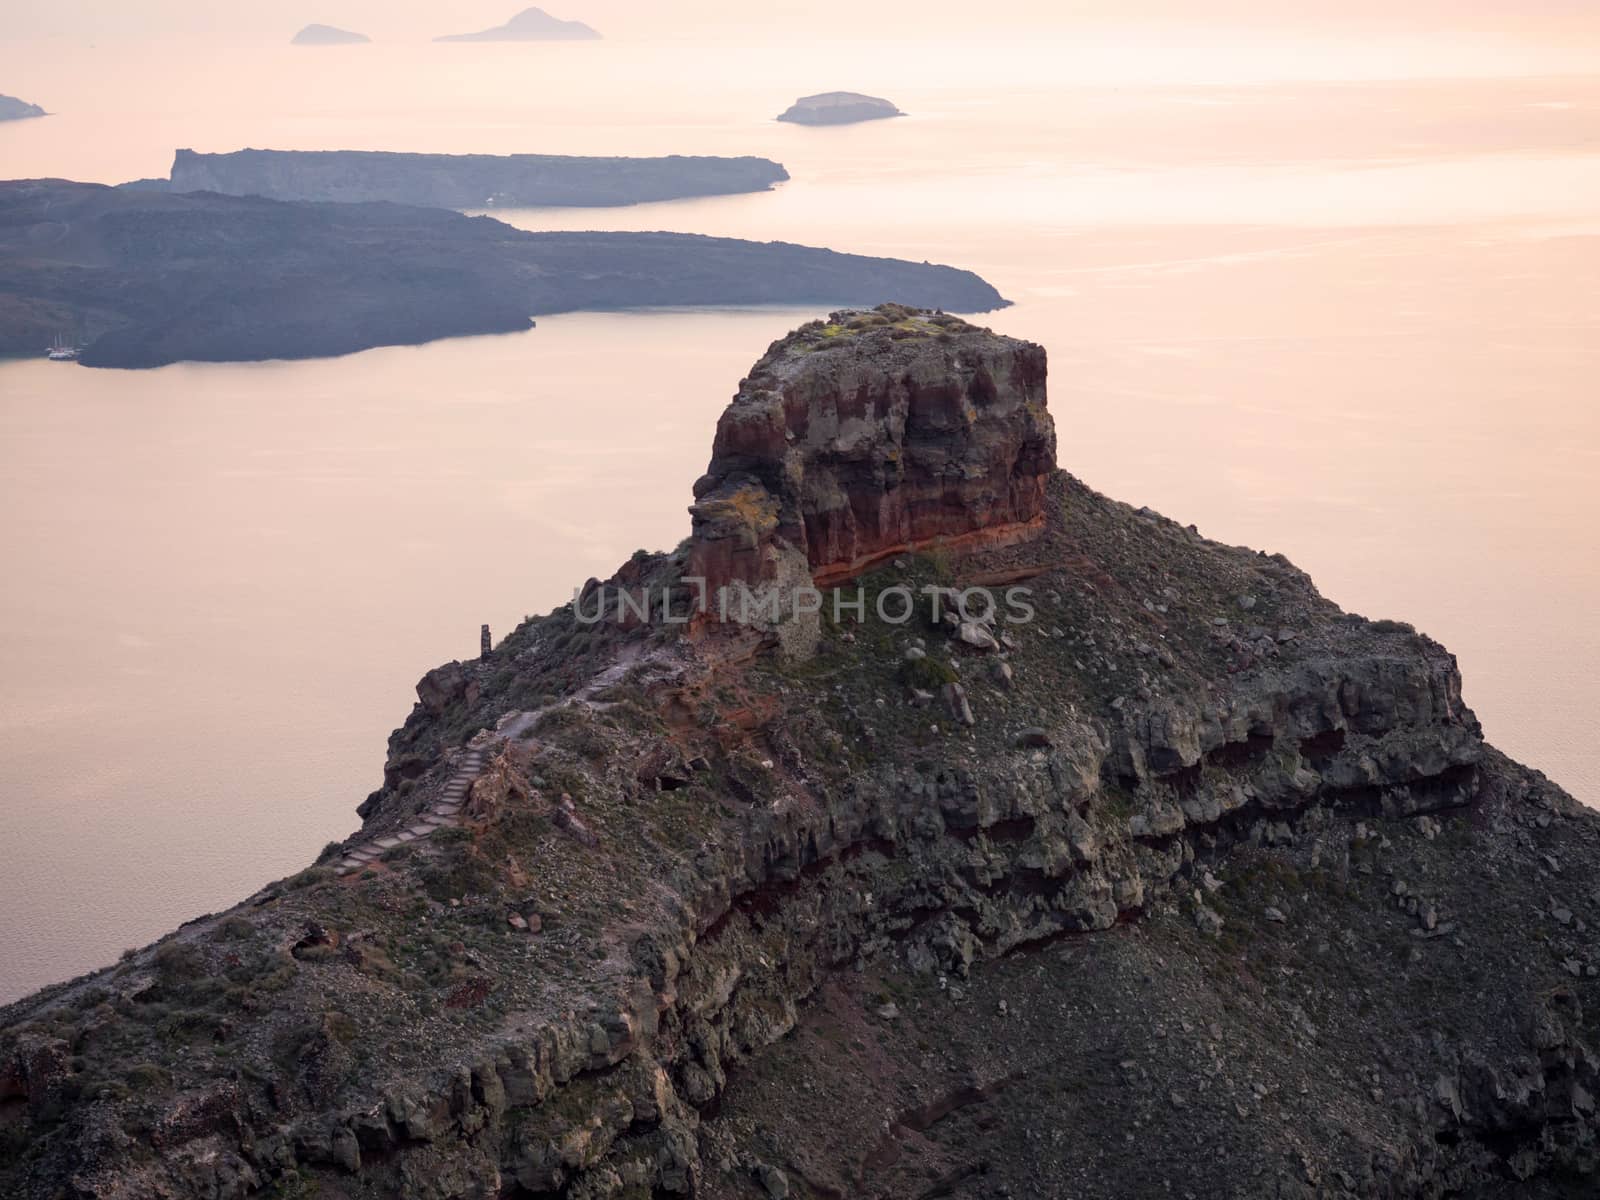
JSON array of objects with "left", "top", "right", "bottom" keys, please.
[{"left": 899, "top": 656, "right": 958, "bottom": 692}]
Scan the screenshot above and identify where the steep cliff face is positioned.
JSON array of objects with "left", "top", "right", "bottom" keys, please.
[
  {"left": 688, "top": 306, "right": 1055, "bottom": 599},
  {"left": 2, "top": 314, "right": 1596, "bottom": 1200}
]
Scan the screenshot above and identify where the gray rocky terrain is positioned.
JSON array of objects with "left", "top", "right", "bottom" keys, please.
[{"left": 1, "top": 309, "right": 1593, "bottom": 1199}]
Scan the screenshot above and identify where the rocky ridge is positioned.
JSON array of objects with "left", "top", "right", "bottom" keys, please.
[{"left": 2, "top": 308, "right": 1596, "bottom": 1200}]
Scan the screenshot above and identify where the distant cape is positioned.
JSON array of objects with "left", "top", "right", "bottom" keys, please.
[
  {"left": 158, "top": 148, "right": 789, "bottom": 209},
  {"left": 290, "top": 24, "right": 371, "bottom": 46},
  {"left": 0, "top": 179, "right": 1007, "bottom": 368},
  {"left": 0, "top": 94, "right": 47, "bottom": 121},
  {"left": 435, "top": 6, "right": 601, "bottom": 42}
]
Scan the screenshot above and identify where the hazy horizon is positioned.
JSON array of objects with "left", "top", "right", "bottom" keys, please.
[{"left": 8, "top": 0, "right": 1600, "bottom": 45}]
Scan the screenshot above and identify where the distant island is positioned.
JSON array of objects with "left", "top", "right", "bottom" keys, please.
[
  {"left": 435, "top": 6, "right": 600, "bottom": 41},
  {"left": 152, "top": 148, "right": 788, "bottom": 209},
  {"left": 0, "top": 94, "right": 47, "bottom": 121},
  {"left": 290, "top": 24, "right": 371, "bottom": 45},
  {"left": 0, "top": 180, "right": 1007, "bottom": 367},
  {"left": 777, "top": 92, "right": 904, "bottom": 126}
]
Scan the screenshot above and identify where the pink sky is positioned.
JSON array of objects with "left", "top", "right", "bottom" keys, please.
[{"left": 10, "top": 0, "right": 1600, "bottom": 41}]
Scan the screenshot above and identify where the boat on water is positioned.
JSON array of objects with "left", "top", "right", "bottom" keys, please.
[{"left": 46, "top": 334, "right": 80, "bottom": 361}]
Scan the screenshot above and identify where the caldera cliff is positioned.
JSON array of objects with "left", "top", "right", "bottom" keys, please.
[{"left": 2, "top": 308, "right": 1596, "bottom": 1200}]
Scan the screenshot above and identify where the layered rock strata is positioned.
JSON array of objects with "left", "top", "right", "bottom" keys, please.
[
  {"left": 688, "top": 305, "right": 1055, "bottom": 604},
  {"left": 2, "top": 313, "right": 1596, "bottom": 1200}
]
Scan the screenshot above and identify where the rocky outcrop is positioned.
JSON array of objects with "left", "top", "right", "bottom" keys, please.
[
  {"left": 777, "top": 92, "right": 903, "bottom": 125},
  {"left": 0, "top": 182, "right": 1006, "bottom": 367},
  {"left": 688, "top": 305, "right": 1054, "bottom": 601},
  {"left": 415, "top": 661, "right": 480, "bottom": 715},
  {"left": 2, "top": 312, "right": 1595, "bottom": 1200},
  {"left": 290, "top": 24, "right": 370, "bottom": 45},
  {"left": 166, "top": 147, "right": 788, "bottom": 209},
  {"left": 0, "top": 93, "right": 46, "bottom": 121},
  {"left": 435, "top": 6, "right": 601, "bottom": 42}
]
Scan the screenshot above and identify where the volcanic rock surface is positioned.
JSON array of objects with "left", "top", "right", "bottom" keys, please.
[
  {"left": 688, "top": 306, "right": 1055, "bottom": 599},
  {"left": 3, "top": 310, "right": 1597, "bottom": 1200}
]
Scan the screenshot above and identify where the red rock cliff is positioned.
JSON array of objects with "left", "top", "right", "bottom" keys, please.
[{"left": 687, "top": 304, "right": 1055, "bottom": 600}]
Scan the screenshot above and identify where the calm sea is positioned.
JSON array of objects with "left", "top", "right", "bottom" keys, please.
[{"left": 2, "top": 33, "right": 1598, "bottom": 1001}]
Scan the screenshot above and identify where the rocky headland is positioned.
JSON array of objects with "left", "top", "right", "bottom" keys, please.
[
  {"left": 687, "top": 312, "right": 1054, "bottom": 597},
  {"left": 436, "top": 7, "right": 601, "bottom": 42},
  {"left": 290, "top": 25, "right": 371, "bottom": 46},
  {"left": 160, "top": 148, "right": 788, "bottom": 209},
  {"left": 0, "top": 94, "right": 47, "bottom": 121},
  {"left": 3, "top": 308, "right": 1596, "bottom": 1199},
  {"left": 0, "top": 182, "right": 1005, "bottom": 367},
  {"left": 777, "top": 92, "right": 904, "bottom": 126}
]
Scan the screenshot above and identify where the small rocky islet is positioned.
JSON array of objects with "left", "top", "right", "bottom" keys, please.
[
  {"left": 776, "top": 91, "right": 904, "bottom": 125},
  {"left": 158, "top": 147, "right": 790, "bottom": 209},
  {"left": 289, "top": 25, "right": 371, "bottom": 46},
  {"left": 2, "top": 305, "right": 1596, "bottom": 1198},
  {"left": 435, "top": 6, "right": 602, "bottom": 42}
]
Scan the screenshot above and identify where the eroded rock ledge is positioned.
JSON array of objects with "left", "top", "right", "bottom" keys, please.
[
  {"left": 2, "top": 313, "right": 1595, "bottom": 1200},
  {"left": 688, "top": 306, "right": 1055, "bottom": 598}
]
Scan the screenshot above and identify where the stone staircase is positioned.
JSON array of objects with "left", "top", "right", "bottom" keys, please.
[{"left": 333, "top": 743, "right": 489, "bottom": 876}]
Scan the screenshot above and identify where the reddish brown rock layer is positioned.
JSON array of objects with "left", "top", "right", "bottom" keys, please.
[{"left": 687, "top": 305, "right": 1055, "bottom": 601}]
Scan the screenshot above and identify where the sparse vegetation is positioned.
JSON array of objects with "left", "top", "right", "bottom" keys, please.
[{"left": 899, "top": 655, "right": 958, "bottom": 692}]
